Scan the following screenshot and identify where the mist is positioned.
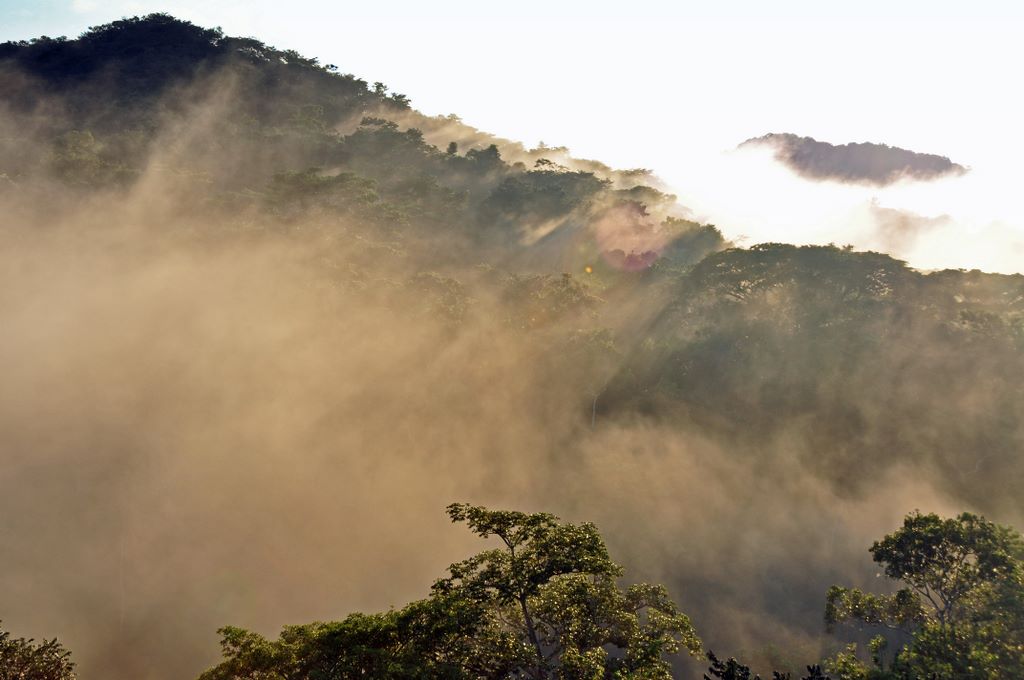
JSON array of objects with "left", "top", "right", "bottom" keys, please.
[
  {"left": 667, "top": 142, "right": 1024, "bottom": 274},
  {"left": 0, "top": 199, "right": 973, "bottom": 678}
]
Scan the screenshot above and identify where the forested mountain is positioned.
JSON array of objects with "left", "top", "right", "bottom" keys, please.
[{"left": 1, "top": 14, "right": 1022, "bottom": 680}]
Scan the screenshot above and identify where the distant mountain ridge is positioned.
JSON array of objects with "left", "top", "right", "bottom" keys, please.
[{"left": 740, "top": 131, "right": 967, "bottom": 185}]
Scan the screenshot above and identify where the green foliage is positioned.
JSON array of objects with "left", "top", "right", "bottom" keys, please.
[
  {"left": 502, "top": 273, "right": 602, "bottom": 330},
  {"left": 869, "top": 513, "right": 1019, "bottom": 626},
  {"left": 265, "top": 168, "right": 379, "bottom": 216},
  {"left": 404, "top": 272, "right": 471, "bottom": 323},
  {"left": 822, "top": 637, "right": 909, "bottom": 680},
  {"left": 825, "top": 588, "right": 926, "bottom": 633},
  {"left": 703, "top": 651, "right": 829, "bottom": 680},
  {"left": 439, "top": 503, "right": 620, "bottom": 598},
  {"left": 681, "top": 244, "right": 911, "bottom": 307},
  {"left": 48, "top": 130, "right": 134, "bottom": 187},
  {"left": 200, "top": 593, "right": 498, "bottom": 680},
  {"left": 822, "top": 644, "right": 871, "bottom": 680},
  {"left": 0, "top": 621, "right": 76, "bottom": 680},
  {"left": 465, "top": 144, "right": 503, "bottom": 170},
  {"left": 704, "top": 651, "right": 761, "bottom": 680},
  {"left": 602, "top": 243, "right": 1024, "bottom": 502},
  {"left": 437, "top": 503, "right": 703, "bottom": 678},
  {"left": 201, "top": 504, "right": 701, "bottom": 679},
  {"left": 825, "top": 512, "right": 1024, "bottom": 679},
  {"left": 482, "top": 170, "right": 609, "bottom": 228},
  {"left": 343, "top": 119, "right": 440, "bottom": 189}
]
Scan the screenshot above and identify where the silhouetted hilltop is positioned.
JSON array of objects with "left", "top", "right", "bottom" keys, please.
[
  {"left": 741, "top": 132, "right": 967, "bottom": 185},
  {"left": 0, "top": 14, "right": 402, "bottom": 125},
  {"left": 0, "top": 14, "right": 717, "bottom": 269}
]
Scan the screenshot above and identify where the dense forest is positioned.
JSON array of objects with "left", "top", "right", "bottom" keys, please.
[{"left": 1, "top": 14, "right": 1022, "bottom": 680}]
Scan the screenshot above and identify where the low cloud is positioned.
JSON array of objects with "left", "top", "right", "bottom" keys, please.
[{"left": 867, "top": 201, "right": 952, "bottom": 254}]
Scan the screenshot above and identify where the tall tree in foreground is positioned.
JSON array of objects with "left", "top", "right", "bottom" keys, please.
[
  {"left": 200, "top": 503, "right": 701, "bottom": 679},
  {"left": 824, "top": 511, "right": 1024, "bottom": 679}
]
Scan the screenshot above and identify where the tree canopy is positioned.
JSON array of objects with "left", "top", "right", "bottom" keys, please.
[
  {"left": 200, "top": 504, "right": 702, "bottom": 680},
  {"left": 825, "top": 512, "right": 1024, "bottom": 679},
  {"left": 0, "top": 621, "right": 76, "bottom": 680}
]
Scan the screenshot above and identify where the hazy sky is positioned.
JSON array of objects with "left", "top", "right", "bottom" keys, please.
[{"left": 3, "top": 1, "right": 1024, "bottom": 271}]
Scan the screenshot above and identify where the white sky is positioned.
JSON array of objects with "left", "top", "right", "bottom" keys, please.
[{"left": 3, "top": 1, "right": 1024, "bottom": 271}]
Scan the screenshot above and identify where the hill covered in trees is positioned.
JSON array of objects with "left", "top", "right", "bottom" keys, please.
[{"left": 1, "top": 14, "right": 1022, "bottom": 680}]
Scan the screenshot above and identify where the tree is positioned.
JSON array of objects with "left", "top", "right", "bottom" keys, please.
[
  {"left": 703, "top": 651, "right": 830, "bottom": 680},
  {"left": 438, "top": 503, "right": 702, "bottom": 679},
  {"left": 0, "top": 621, "right": 76, "bottom": 680},
  {"left": 704, "top": 652, "right": 759, "bottom": 680},
  {"left": 868, "top": 512, "right": 1017, "bottom": 627},
  {"left": 200, "top": 504, "right": 702, "bottom": 679},
  {"left": 200, "top": 592, "right": 502, "bottom": 680},
  {"left": 265, "top": 167, "right": 380, "bottom": 219},
  {"left": 825, "top": 512, "right": 1024, "bottom": 679},
  {"left": 48, "top": 130, "right": 133, "bottom": 187},
  {"left": 466, "top": 144, "right": 504, "bottom": 174}
]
